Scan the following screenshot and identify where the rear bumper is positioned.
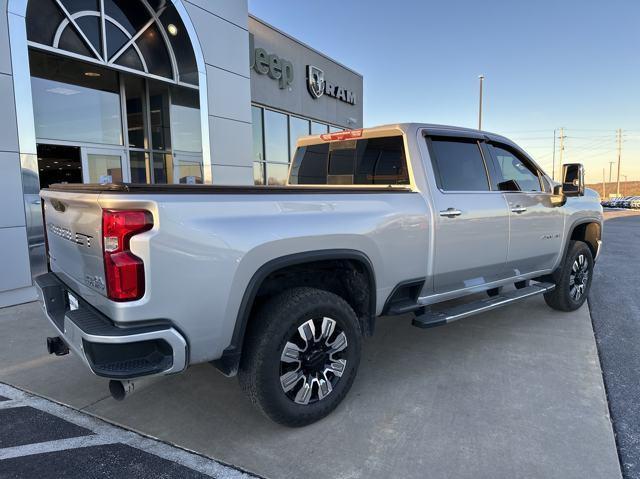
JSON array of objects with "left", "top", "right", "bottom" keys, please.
[{"left": 35, "top": 273, "right": 187, "bottom": 380}]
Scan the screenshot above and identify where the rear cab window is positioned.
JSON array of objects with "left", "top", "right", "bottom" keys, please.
[{"left": 289, "top": 135, "right": 410, "bottom": 186}]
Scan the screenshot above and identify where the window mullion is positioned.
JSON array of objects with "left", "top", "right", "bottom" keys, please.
[
  {"left": 53, "top": 0, "right": 103, "bottom": 60},
  {"left": 99, "top": 0, "right": 107, "bottom": 60},
  {"left": 109, "top": 17, "right": 155, "bottom": 66},
  {"left": 144, "top": 79, "right": 155, "bottom": 184}
]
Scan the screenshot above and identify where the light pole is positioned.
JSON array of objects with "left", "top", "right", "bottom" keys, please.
[{"left": 478, "top": 75, "right": 484, "bottom": 130}]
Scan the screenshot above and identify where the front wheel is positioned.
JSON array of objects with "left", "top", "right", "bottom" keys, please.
[
  {"left": 239, "top": 287, "right": 362, "bottom": 427},
  {"left": 544, "top": 240, "right": 594, "bottom": 312}
]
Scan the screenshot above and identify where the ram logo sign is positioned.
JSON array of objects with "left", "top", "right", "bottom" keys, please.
[
  {"left": 306, "top": 65, "right": 357, "bottom": 105},
  {"left": 307, "top": 65, "right": 325, "bottom": 99}
]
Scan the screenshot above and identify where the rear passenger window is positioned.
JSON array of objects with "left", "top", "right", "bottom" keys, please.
[
  {"left": 428, "top": 138, "right": 490, "bottom": 191},
  {"left": 489, "top": 144, "right": 542, "bottom": 192},
  {"left": 289, "top": 136, "right": 409, "bottom": 186}
]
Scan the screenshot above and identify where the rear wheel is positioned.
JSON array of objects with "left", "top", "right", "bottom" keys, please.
[
  {"left": 239, "top": 287, "right": 362, "bottom": 427},
  {"left": 544, "top": 240, "right": 593, "bottom": 311}
]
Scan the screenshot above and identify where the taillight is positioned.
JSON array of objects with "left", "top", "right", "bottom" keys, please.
[{"left": 102, "top": 209, "right": 153, "bottom": 301}]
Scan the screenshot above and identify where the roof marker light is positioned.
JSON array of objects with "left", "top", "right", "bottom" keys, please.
[{"left": 320, "top": 129, "right": 364, "bottom": 142}]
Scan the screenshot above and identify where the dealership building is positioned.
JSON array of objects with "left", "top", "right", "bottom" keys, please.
[{"left": 0, "top": 0, "right": 363, "bottom": 307}]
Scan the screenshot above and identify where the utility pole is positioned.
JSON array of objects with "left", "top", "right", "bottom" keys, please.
[
  {"left": 478, "top": 75, "right": 484, "bottom": 130},
  {"left": 558, "top": 128, "right": 566, "bottom": 181},
  {"left": 609, "top": 161, "right": 616, "bottom": 183},
  {"left": 602, "top": 168, "right": 606, "bottom": 198},
  {"left": 552, "top": 129, "right": 557, "bottom": 181},
  {"left": 616, "top": 129, "right": 622, "bottom": 196}
]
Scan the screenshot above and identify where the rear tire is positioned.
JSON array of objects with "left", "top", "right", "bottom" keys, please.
[
  {"left": 238, "top": 287, "right": 362, "bottom": 427},
  {"left": 544, "top": 240, "right": 593, "bottom": 312}
]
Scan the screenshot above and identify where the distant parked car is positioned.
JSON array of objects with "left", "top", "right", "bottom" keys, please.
[
  {"left": 609, "top": 197, "right": 628, "bottom": 208},
  {"left": 630, "top": 198, "right": 640, "bottom": 209}
]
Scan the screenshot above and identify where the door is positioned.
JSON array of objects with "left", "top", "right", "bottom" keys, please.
[
  {"left": 81, "top": 148, "right": 128, "bottom": 184},
  {"left": 425, "top": 135, "right": 511, "bottom": 294},
  {"left": 37, "top": 144, "right": 83, "bottom": 189},
  {"left": 486, "top": 142, "right": 564, "bottom": 275}
]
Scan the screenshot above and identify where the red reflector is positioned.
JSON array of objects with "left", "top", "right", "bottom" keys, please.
[
  {"left": 320, "top": 129, "right": 364, "bottom": 142},
  {"left": 102, "top": 210, "right": 153, "bottom": 301}
]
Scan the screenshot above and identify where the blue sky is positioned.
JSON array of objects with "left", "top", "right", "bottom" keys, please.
[{"left": 249, "top": 0, "right": 640, "bottom": 184}]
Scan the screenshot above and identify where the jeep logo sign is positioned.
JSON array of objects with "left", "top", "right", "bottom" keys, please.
[
  {"left": 249, "top": 34, "right": 294, "bottom": 90},
  {"left": 306, "top": 65, "right": 357, "bottom": 105}
]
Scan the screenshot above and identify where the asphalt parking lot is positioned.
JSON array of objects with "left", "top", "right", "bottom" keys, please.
[
  {"left": 590, "top": 210, "right": 640, "bottom": 478},
  {"left": 0, "top": 383, "right": 257, "bottom": 479},
  {"left": 0, "top": 280, "right": 621, "bottom": 478}
]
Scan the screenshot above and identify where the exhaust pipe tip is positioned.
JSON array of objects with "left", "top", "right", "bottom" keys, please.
[
  {"left": 109, "top": 380, "right": 128, "bottom": 401},
  {"left": 108, "top": 376, "right": 161, "bottom": 402},
  {"left": 46, "top": 337, "right": 69, "bottom": 356}
]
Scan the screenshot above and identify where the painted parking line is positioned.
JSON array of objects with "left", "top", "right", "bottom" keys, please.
[{"left": 0, "top": 383, "right": 260, "bottom": 479}]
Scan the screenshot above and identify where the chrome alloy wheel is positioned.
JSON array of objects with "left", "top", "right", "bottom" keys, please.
[
  {"left": 279, "top": 317, "right": 348, "bottom": 405},
  {"left": 569, "top": 253, "right": 590, "bottom": 301}
]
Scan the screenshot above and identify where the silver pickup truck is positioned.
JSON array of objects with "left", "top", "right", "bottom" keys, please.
[{"left": 36, "top": 124, "right": 603, "bottom": 426}]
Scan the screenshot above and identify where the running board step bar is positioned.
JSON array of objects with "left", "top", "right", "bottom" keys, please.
[{"left": 412, "top": 282, "right": 556, "bottom": 329}]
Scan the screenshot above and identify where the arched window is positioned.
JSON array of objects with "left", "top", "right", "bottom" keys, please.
[{"left": 26, "top": 0, "right": 199, "bottom": 86}]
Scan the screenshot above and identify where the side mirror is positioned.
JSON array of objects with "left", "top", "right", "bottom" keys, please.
[{"left": 562, "top": 163, "right": 585, "bottom": 197}]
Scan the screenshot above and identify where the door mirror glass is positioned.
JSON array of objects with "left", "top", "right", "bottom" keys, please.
[{"left": 562, "top": 163, "right": 585, "bottom": 197}]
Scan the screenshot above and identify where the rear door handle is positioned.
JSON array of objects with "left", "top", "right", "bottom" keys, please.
[
  {"left": 511, "top": 206, "right": 527, "bottom": 214},
  {"left": 439, "top": 208, "right": 462, "bottom": 218}
]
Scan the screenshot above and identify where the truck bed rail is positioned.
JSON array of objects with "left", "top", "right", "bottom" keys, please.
[{"left": 44, "top": 183, "right": 414, "bottom": 195}]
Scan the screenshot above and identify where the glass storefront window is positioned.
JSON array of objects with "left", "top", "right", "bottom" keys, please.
[
  {"left": 152, "top": 152, "right": 170, "bottom": 184},
  {"left": 266, "top": 163, "right": 289, "bottom": 186},
  {"left": 329, "top": 126, "right": 344, "bottom": 133},
  {"left": 31, "top": 76, "right": 122, "bottom": 145},
  {"left": 289, "top": 116, "right": 310, "bottom": 162},
  {"left": 253, "top": 162, "right": 265, "bottom": 186},
  {"left": 252, "top": 107, "right": 264, "bottom": 162},
  {"left": 171, "top": 87, "right": 202, "bottom": 153},
  {"left": 264, "top": 109, "right": 289, "bottom": 164},
  {"left": 311, "top": 122, "right": 329, "bottom": 135},
  {"left": 129, "top": 151, "right": 148, "bottom": 183},
  {"left": 87, "top": 153, "right": 123, "bottom": 183},
  {"left": 149, "top": 81, "right": 171, "bottom": 151},
  {"left": 125, "top": 76, "right": 147, "bottom": 149},
  {"left": 174, "top": 158, "right": 203, "bottom": 184},
  {"left": 30, "top": 51, "right": 123, "bottom": 146}
]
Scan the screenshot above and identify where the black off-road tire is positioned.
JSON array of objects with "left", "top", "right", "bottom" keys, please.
[
  {"left": 544, "top": 240, "right": 594, "bottom": 312},
  {"left": 238, "top": 287, "right": 362, "bottom": 427}
]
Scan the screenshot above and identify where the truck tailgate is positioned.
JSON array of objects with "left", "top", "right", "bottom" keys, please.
[{"left": 41, "top": 190, "right": 106, "bottom": 296}]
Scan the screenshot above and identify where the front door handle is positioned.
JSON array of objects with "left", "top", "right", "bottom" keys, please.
[
  {"left": 511, "top": 206, "right": 527, "bottom": 214},
  {"left": 439, "top": 208, "right": 462, "bottom": 218}
]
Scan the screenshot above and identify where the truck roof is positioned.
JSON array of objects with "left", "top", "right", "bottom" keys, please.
[{"left": 296, "top": 123, "right": 513, "bottom": 147}]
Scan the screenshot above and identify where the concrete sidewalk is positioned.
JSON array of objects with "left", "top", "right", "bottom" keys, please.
[{"left": 0, "top": 295, "right": 621, "bottom": 479}]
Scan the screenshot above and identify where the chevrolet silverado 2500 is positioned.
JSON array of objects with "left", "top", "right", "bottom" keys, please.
[{"left": 36, "top": 124, "right": 603, "bottom": 426}]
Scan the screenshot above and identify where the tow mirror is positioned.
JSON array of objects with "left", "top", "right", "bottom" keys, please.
[{"left": 562, "top": 163, "right": 585, "bottom": 197}]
